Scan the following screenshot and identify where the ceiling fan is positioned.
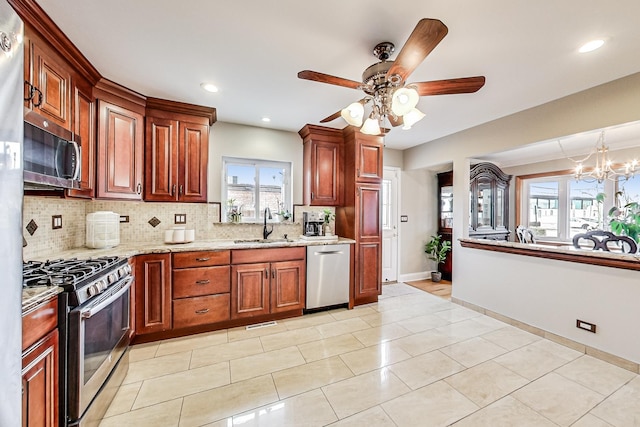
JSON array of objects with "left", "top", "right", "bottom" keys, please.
[{"left": 298, "top": 18, "right": 486, "bottom": 135}]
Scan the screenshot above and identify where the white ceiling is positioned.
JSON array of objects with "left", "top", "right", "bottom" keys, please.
[{"left": 37, "top": 0, "right": 640, "bottom": 150}]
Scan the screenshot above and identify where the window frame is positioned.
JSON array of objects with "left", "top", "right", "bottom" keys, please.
[
  {"left": 516, "top": 169, "right": 616, "bottom": 242},
  {"left": 221, "top": 156, "right": 292, "bottom": 223}
]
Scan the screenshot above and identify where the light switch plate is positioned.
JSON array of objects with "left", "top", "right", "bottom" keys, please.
[
  {"left": 175, "top": 214, "right": 187, "bottom": 224},
  {"left": 52, "top": 215, "right": 62, "bottom": 229}
]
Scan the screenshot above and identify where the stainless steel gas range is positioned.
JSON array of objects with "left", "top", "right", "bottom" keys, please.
[{"left": 23, "top": 256, "right": 133, "bottom": 427}]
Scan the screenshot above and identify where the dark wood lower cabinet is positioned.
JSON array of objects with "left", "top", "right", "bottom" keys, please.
[
  {"left": 135, "top": 254, "right": 172, "bottom": 335},
  {"left": 22, "top": 329, "right": 59, "bottom": 427},
  {"left": 231, "top": 262, "right": 270, "bottom": 319}
]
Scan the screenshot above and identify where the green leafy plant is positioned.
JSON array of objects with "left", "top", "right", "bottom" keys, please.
[
  {"left": 608, "top": 191, "right": 640, "bottom": 242},
  {"left": 424, "top": 234, "right": 452, "bottom": 264},
  {"left": 322, "top": 208, "right": 335, "bottom": 225}
]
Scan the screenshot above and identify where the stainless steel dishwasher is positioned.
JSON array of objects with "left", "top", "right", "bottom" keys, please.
[{"left": 306, "top": 244, "right": 350, "bottom": 310}]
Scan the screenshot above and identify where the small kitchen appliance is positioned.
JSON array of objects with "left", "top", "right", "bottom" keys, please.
[
  {"left": 86, "top": 211, "right": 120, "bottom": 249},
  {"left": 303, "top": 211, "right": 325, "bottom": 237}
]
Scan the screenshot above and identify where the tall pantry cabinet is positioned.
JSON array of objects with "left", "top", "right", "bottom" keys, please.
[{"left": 338, "top": 127, "right": 384, "bottom": 306}]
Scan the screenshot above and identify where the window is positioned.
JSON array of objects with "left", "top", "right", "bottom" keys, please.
[
  {"left": 222, "top": 157, "right": 291, "bottom": 222},
  {"left": 521, "top": 174, "right": 615, "bottom": 240}
]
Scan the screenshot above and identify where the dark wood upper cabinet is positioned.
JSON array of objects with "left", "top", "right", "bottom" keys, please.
[
  {"left": 94, "top": 79, "right": 146, "bottom": 200},
  {"left": 354, "top": 133, "right": 383, "bottom": 183},
  {"left": 24, "top": 28, "right": 72, "bottom": 130},
  {"left": 67, "top": 79, "right": 96, "bottom": 198},
  {"left": 299, "top": 124, "right": 343, "bottom": 206},
  {"left": 144, "top": 98, "right": 215, "bottom": 203}
]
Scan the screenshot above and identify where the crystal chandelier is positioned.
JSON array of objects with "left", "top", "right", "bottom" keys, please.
[{"left": 570, "top": 131, "right": 638, "bottom": 183}]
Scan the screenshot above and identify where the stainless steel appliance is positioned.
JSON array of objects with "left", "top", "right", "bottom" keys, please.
[
  {"left": 303, "top": 211, "right": 325, "bottom": 237},
  {"left": 306, "top": 244, "right": 350, "bottom": 310},
  {"left": 23, "top": 256, "right": 133, "bottom": 426},
  {"left": 23, "top": 108, "right": 80, "bottom": 189},
  {"left": 0, "top": 1, "right": 24, "bottom": 425}
]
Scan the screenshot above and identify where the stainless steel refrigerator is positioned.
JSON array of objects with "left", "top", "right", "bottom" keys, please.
[{"left": 0, "top": 1, "right": 24, "bottom": 425}]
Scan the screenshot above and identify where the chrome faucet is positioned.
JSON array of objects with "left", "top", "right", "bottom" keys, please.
[{"left": 263, "top": 207, "right": 273, "bottom": 240}]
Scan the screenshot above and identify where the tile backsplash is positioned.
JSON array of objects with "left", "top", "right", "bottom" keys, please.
[{"left": 23, "top": 196, "right": 333, "bottom": 260}]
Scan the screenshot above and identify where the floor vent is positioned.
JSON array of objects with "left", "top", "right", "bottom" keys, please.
[{"left": 245, "top": 321, "right": 278, "bottom": 331}]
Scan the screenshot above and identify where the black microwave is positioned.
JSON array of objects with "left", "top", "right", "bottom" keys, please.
[{"left": 23, "top": 109, "right": 80, "bottom": 189}]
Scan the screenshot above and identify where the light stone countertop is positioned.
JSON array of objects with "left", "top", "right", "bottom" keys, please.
[
  {"left": 22, "top": 286, "right": 63, "bottom": 315},
  {"left": 26, "top": 236, "right": 356, "bottom": 262}
]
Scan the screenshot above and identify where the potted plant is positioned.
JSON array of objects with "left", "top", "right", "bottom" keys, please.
[
  {"left": 424, "top": 234, "right": 452, "bottom": 282},
  {"left": 323, "top": 208, "right": 335, "bottom": 236},
  {"left": 608, "top": 191, "right": 640, "bottom": 243}
]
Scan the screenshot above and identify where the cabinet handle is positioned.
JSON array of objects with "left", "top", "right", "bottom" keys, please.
[
  {"left": 272, "top": 269, "right": 275, "bottom": 279},
  {"left": 357, "top": 168, "right": 360, "bottom": 177},
  {"left": 311, "top": 192, "right": 314, "bottom": 201},
  {"left": 32, "top": 86, "right": 43, "bottom": 107},
  {"left": 179, "top": 185, "right": 184, "bottom": 196},
  {"left": 172, "top": 184, "right": 176, "bottom": 196},
  {"left": 264, "top": 268, "right": 268, "bottom": 279},
  {"left": 24, "top": 80, "right": 32, "bottom": 102},
  {"left": 195, "top": 257, "right": 210, "bottom": 262},
  {"left": 136, "top": 183, "right": 142, "bottom": 194},
  {"left": 195, "top": 308, "right": 210, "bottom": 315},
  {"left": 195, "top": 279, "right": 210, "bottom": 285}
]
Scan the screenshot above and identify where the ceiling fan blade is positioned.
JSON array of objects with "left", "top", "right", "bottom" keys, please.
[
  {"left": 320, "top": 110, "right": 342, "bottom": 123},
  {"left": 298, "top": 70, "right": 362, "bottom": 89},
  {"left": 386, "top": 18, "right": 448, "bottom": 82},
  {"left": 413, "top": 76, "right": 486, "bottom": 96}
]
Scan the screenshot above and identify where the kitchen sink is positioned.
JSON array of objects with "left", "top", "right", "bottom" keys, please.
[{"left": 233, "top": 238, "right": 294, "bottom": 244}]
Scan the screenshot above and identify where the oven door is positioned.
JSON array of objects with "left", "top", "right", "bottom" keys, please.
[{"left": 68, "top": 276, "right": 133, "bottom": 421}]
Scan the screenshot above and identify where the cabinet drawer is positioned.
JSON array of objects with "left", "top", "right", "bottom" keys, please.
[
  {"left": 173, "top": 266, "right": 230, "bottom": 298},
  {"left": 22, "top": 297, "right": 58, "bottom": 352},
  {"left": 231, "top": 247, "right": 305, "bottom": 264},
  {"left": 173, "top": 250, "right": 230, "bottom": 268},
  {"left": 173, "top": 294, "right": 230, "bottom": 329}
]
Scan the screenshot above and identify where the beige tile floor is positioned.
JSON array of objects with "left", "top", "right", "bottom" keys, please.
[{"left": 99, "top": 283, "right": 640, "bottom": 427}]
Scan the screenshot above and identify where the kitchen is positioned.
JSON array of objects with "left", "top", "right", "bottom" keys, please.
[{"left": 4, "top": 1, "right": 640, "bottom": 426}]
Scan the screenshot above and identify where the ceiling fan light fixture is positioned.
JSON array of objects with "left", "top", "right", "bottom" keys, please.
[
  {"left": 391, "top": 87, "right": 419, "bottom": 116},
  {"left": 401, "top": 108, "right": 425, "bottom": 130},
  {"left": 361, "top": 116, "right": 381, "bottom": 135},
  {"left": 341, "top": 102, "right": 364, "bottom": 127}
]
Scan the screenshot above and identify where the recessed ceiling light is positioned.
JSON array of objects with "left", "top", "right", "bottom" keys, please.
[
  {"left": 579, "top": 39, "right": 604, "bottom": 53},
  {"left": 261, "top": 117, "right": 271, "bottom": 123},
  {"left": 200, "top": 82, "right": 218, "bottom": 93}
]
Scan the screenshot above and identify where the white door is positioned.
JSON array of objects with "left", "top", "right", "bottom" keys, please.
[{"left": 382, "top": 167, "right": 399, "bottom": 283}]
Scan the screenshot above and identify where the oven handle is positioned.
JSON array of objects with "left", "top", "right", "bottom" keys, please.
[{"left": 81, "top": 277, "right": 133, "bottom": 319}]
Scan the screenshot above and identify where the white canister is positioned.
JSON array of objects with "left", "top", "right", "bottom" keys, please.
[
  {"left": 173, "top": 228, "right": 185, "bottom": 243},
  {"left": 185, "top": 229, "right": 195, "bottom": 242},
  {"left": 86, "top": 211, "right": 120, "bottom": 249}
]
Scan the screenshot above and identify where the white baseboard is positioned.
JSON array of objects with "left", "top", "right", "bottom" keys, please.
[{"left": 398, "top": 271, "right": 430, "bottom": 283}]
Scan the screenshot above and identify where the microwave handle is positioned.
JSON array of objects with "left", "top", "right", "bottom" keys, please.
[{"left": 70, "top": 141, "right": 81, "bottom": 181}]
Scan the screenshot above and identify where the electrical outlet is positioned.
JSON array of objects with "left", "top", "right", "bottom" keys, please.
[
  {"left": 175, "top": 214, "right": 187, "bottom": 224},
  {"left": 576, "top": 319, "right": 597, "bottom": 333},
  {"left": 51, "top": 215, "right": 62, "bottom": 230},
  {"left": 119, "top": 215, "right": 130, "bottom": 223}
]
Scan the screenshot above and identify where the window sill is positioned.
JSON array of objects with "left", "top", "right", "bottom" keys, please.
[{"left": 459, "top": 238, "right": 640, "bottom": 271}]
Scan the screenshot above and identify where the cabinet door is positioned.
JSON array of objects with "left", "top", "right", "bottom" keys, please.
[
  {"left": 231, "top": 263, "right": 270, "bottom": 319},
  {"left": 355, "top": 184, "right": 382, "bottom": 303},
  {"left": 67, "top": 82, "right": 96, "bottom": 198},
  {"left": 145, "top": 116, "right": 179, "bottom": 201},
  {"left": 30, "top": 40, "right": 71, "bottom": 130},
  {"left": 309, "top": 140, "right": 341, "bottom": 206},
  {"left": 96, "top": 100, "right": 144, "bottom": 199},
  {"left": 178, "top": 121, "right": 208, "bottom": 202},
  {"left": 355, "top": 136, "right": 383, "bottom": 183},
  {"left": 22, "top": 329, "right": 58, "bottom": 427},
  {"left": 271, "top": 260, "right": 305, "bottom": 313},
  {"left": 135, "top": 254, "right": 172, "bottom": 335}
]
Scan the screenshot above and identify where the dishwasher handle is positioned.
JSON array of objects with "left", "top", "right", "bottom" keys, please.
[{"left": 314, "top": 250, "right": 343, "bottom": 255}]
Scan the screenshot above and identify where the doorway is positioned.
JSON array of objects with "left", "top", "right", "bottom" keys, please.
[{"left": 382, "top": 167, "right": 399, "bottom": 283}]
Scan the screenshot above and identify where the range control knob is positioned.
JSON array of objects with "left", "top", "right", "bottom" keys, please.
[
  {"left": 87, "top": 284, "right": 100, "bottom": 297},
  {"left": 98, "top": 279, "right": 108, "bottom": 291},
  {"left": 107, "top": 273, "right": 118, "bottom": 284}
]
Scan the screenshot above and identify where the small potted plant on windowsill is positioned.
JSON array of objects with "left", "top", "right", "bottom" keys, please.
[{"left": 424, "top": 234, "right": 452, "bottom": 282}]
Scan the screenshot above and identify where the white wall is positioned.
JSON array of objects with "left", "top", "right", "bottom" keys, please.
[
  {"left": 397, "top": 71, "right": 640, "bottom": 364},
  {"left": 208, "top": 122, "right": 303, "bottom": 204}
]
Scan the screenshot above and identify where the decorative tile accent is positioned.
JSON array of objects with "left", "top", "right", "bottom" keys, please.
[
  {"left": 26, "top": 219, "right": 38, "bottom": 235},
  {"left": 148, "top": 217, "right": 161, "bottom": 228}
]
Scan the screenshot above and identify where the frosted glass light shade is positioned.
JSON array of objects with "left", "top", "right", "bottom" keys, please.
[
  {"left": 361, "top": 117, "right": 381, "bottom": 135},
  {"left": 391, "top": 87, "right": 419, "bottom": 116},
  {"left": 341, "top": 102, "right": 364, "bottom": 126},
  {"left": 401, "top": 108, "right": 425, "bottom": 129}
]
